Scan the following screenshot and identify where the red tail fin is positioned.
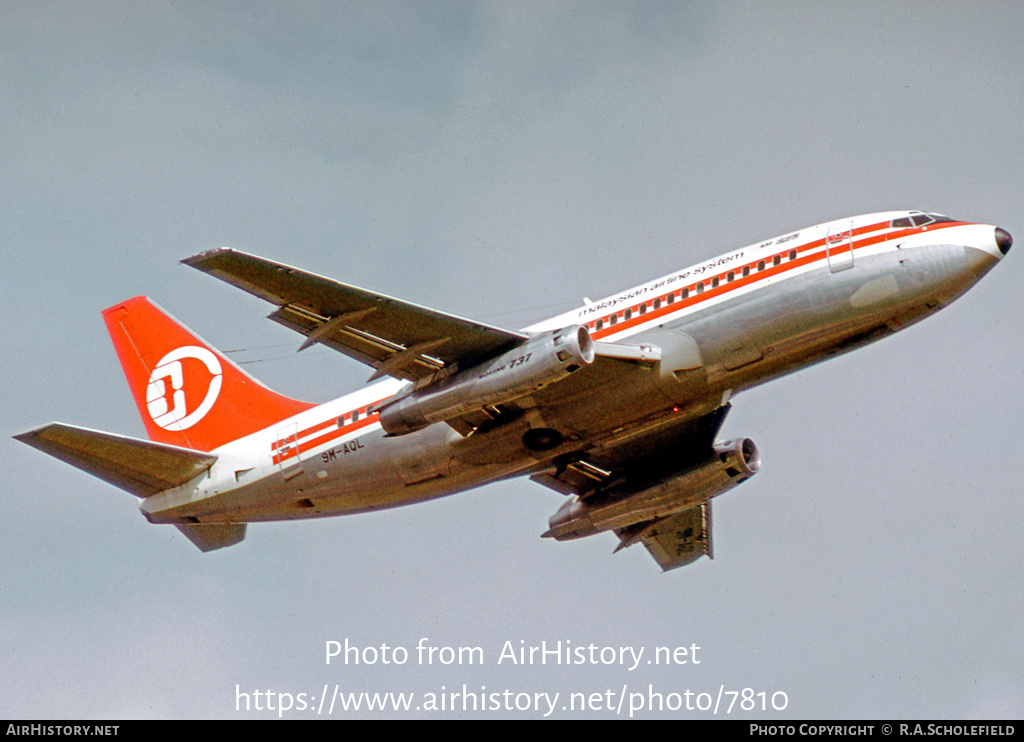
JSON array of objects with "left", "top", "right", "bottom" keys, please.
[{"left": 103, "top": 296, "right": 314, "bottom": 451}]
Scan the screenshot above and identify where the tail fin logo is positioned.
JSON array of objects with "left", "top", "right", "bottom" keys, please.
[{"left": 145, "top": 346, "right": 223, "bottom": 431}]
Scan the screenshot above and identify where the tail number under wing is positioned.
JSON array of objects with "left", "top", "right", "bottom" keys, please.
[{"left": 616, "top": 503, "right": 713, "bottom": 572}]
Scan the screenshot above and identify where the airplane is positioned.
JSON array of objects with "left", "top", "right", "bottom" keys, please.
[{"left": 15, "top": 211, "right": 1012, "bottom": 570}]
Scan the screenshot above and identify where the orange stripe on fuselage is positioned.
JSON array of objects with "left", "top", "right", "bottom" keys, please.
[
  {"left": 270, "top": 219, "right": 969, "bottom": 463},
  {"left": 586, "top": 220, "right": 966, "bottom": 340},
  {"left": 272, "top": 408, "right": 384, "bottom": 464}
]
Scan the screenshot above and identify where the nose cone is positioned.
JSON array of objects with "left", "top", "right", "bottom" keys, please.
[
  {"left": 995, "top": 227, "right": 1013, "bottom": 255},
  {"left": 963, "top": 226, "right": 1012, "bottom": 277}
]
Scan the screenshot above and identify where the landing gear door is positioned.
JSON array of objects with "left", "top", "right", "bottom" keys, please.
[
  {"left": 826, "top": 221, "right": 854, "bottom": 273},
  {"left": 274, "top": 424, "right": 303, "bottom": 480}
]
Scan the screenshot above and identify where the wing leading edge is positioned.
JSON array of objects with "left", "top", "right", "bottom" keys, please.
[{"left": 183, "top": 248, "right": 528, "bottom": 382}]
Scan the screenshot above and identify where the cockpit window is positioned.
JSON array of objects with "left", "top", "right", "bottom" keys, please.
[{"left": 893, "top": 212, "right": 957, "bottom": 229}]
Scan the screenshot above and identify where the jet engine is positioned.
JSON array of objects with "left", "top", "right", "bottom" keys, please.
[
  {"left": 378, "top": 325, "right": 595, "bottom": 436},
  {"left": 544, "top": 438, "right": 760, "bottom": 541}
]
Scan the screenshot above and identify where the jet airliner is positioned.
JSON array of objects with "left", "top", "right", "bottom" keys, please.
[{"left": 16, "top": 211, "right": 1012, "bottom": 570}]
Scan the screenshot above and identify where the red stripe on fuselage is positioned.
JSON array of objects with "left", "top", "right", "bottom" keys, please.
[
  {"left": 272, "top": 408, "right": 385, "bottom": 465},
  {"left": 586, "top": 220, "right": 966, "bottom": 340},
  {"left": 270, "top": 218, "right": 969, "bottom": 463}
]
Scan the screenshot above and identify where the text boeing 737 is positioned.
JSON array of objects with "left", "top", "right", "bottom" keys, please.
[{"left": 15, "top": 211, "right": 1012, "bottom": 570}]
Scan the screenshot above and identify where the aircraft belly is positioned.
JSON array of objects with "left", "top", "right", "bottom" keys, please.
[{"left": 167, "top": 425, "right": 539, "bottom": 524}]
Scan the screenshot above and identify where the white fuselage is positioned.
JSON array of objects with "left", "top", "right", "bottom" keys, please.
[{"left": 140, "top": 212, "right": 1006, "bottom": 527}]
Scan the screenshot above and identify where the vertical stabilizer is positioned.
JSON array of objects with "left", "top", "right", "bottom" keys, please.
[{"left": 103, "top": 296, "right": 314, "bottom": 451}]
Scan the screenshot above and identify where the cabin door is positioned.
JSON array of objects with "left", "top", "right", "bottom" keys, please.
[
  {"left": 826, "top": 222, "right": 854, "bottom": 273},
  {"left": 274, "top": 424, "right": 303, "bottom": 480}
]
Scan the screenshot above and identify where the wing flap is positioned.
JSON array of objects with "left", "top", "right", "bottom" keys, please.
[
  {"left": 530, "top": 404, "right": 732, "bottom": 499},
  {"left": 184, "top": 248, "right": 526, "bottom": 381},
  {"left": 14, "top": 423, "right": 217, "bottom": 498},
  {"left": 268, "top": 303, "right": 446, "bottom": 376}
]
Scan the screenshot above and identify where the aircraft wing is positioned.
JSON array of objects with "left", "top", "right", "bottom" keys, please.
[
  {"left": 616, "top": 504, "right": 713, "bottom": 572},
  {"left": 531, "top": 405, "right": 729, "bottom": 571},
  {"left": 530, "top": 405, "right": 731, "bottom": 498},
  {"left": 183, "top": 248, "right": 527, "bottom": 382}
]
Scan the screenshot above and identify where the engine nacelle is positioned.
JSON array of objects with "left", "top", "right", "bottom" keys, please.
[
  {"left": 378, "top": 325, "right": 595, "bottom": 436},
  {"left": 544, "top": 437, "right": 760, "bottom": 541}
]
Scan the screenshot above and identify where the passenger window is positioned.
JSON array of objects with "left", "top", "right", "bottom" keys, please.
[
  {"left": 788, "top": 250, "right": 797, "bottom": 261},
  {"left": 757, "top": 260, "right": 766, "bottom": 271}
]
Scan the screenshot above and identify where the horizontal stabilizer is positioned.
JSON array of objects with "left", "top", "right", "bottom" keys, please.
[
  {"left": 14, "top": 423, "right": 217, "bottom": 498},
  {"left": 176, "top": 523, "right": 246, "bottom": 552}
]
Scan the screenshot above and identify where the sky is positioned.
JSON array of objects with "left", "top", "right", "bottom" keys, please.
[{"left": 2, "top": 1, "right": 1022, "bottom": 719}]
